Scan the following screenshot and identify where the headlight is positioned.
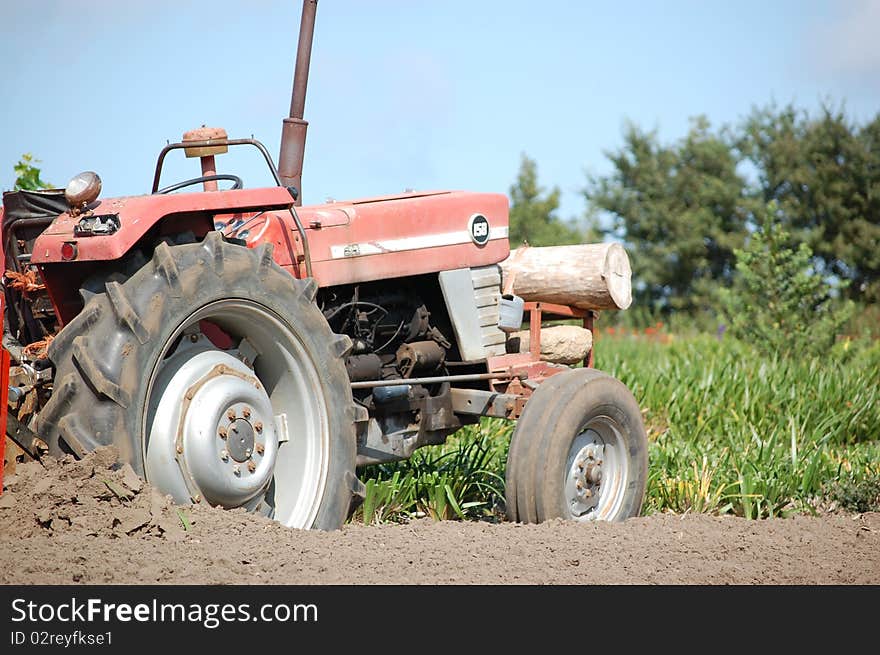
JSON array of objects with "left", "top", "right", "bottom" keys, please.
[{"left": 65, "top": 171, "right": 102, "bottom": 213}]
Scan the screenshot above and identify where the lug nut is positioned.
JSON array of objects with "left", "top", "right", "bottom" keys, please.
[
  {"left": 577, "top": 460, "right": 585, "bottom": 470},
  {"left": 218, "top": 426, "right": 228, "bottom": 439},
  {"left": 227, "top": 409, "right": 236, "bottom": 421},
  {"left": 243, "top": 407, "right": 251, "bottom": 419},
  {"left": 220, "top": 450, "right": 229, "bottom": 462},
  {"left": 576, "top": 480, "right": 583, "bottom": 490},
  {"left": 256, "top": 443, "right": 265, "bottom": 456},
  {"left": 233, "top": 465, "right": 241, "bottom": 476},
  {"left": 254, "top": 421, "right": 263, "bottom": 433},
  {"left": 584, "top": 489, "right": 593, "bottom": 498},
  {"left": 247, "top": 461, "right": 257, "bottom": 473},
  {"left": 176, "top": 445, "right": 183, "bottom": 454},
  {"left": 189, "top": 334, "right": 199, "bottom": 343}
]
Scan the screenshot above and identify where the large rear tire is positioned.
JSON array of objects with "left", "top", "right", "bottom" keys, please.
[
  {"left": 35, "top": 232, "right": 359, "bottom": 530},
  {"left": 505, "top": 368, "right": 648, "bottom": 523}
]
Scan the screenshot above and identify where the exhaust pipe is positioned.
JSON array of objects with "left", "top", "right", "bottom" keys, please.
[{"left": 279, "top": 0, "right": 318, "bottom": 204}]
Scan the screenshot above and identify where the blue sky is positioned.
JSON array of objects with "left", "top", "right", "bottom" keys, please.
[{"left": 2, "top": 0, "right": 879, "bottom": 220}]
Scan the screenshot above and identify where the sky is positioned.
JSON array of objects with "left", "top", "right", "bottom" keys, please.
[{"left": 2, "top": 0, "right": 879, "bottom": 221}]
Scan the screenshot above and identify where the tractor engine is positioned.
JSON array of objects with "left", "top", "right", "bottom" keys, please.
[{"left": 317, "top": 277, "right": 472, "bottom": 465}]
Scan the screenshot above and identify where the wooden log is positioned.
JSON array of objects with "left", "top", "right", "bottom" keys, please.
[
  {"left": 499, "top": 243, "right": 632, "bottom": 310},
  {"left": 508, "top": 325, "right": 593, "bottom": 365}
]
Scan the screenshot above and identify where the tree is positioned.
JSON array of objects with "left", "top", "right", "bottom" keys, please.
[
  {"left": 12, "top": 153, "right": 52, "bottom": 191},
  {"left": 584, "top": 117, "right": 751, "bottom": 314},
  {"left": 738, "top": 104, "right": 880, "bottom": 301},
  {"left": 508, "top": 154, "right": 582, "bottom": 247},
  {"left": 720, "top": 203, "right": 853, "bottom": 357}
]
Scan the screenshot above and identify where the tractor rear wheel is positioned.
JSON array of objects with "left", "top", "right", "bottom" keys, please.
[
  {"left": 36, "top": 232, "right": 359, "bottom": 530},
  {"left": 505, "top": 368, "right": 648, "bottom": 523}
]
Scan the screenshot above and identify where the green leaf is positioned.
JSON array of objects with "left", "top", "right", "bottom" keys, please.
[{"left": 176, "top": 508, "right": 191, "bottom": 532}]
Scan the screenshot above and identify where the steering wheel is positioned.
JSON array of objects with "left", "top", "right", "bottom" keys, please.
[{"left": 154, "top": 174, "right": 243, "bottom": 194}]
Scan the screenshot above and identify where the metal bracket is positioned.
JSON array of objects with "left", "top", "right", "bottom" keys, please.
[
  {"left": 5, "top": 413, "right": 47, "bottom": 461},
  {"left": 449, "top": 388, "right": 523, "bottom": 420}
]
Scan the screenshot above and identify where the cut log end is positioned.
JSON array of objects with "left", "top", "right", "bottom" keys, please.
[
  {"left": 500, "top": 242, "right": 633, "bottom": 311},
  {"left": 602, "top": 242, "right": 633, "bottom": 310}
]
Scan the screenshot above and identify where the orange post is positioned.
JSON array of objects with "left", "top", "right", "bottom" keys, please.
[{"left": 0, "top": 346, "right": 9, "bottom": 494}]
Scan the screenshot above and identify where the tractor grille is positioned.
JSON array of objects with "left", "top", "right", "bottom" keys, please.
[{"left": 470, "top": 265, "right": 506, "bottom": 357}]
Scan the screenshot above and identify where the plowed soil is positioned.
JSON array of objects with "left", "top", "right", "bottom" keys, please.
[{"left": 1, "top": 449, "right": 878, "bottom": 585}]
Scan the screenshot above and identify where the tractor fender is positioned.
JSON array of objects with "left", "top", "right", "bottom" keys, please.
[{"left": 31, "top": 187, "right": 295, "bottom": 265}]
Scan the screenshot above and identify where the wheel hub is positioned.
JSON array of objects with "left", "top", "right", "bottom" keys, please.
[
  {"left": 567, "top": 440, "right": 606, "bottom": 516},
  {"left": 226, "top": 417, "right": 256, "bottom": 462},
  {"left": 146, "top": 341, "right": 280, "bottom": 509}
]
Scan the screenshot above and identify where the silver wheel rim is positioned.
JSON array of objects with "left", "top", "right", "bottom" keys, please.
[
  {"left": 564, "top": 416, "right": 629, "bottom": 521},
  {"left": 143, "top": 299, "right": 330, "bottom": 529}
]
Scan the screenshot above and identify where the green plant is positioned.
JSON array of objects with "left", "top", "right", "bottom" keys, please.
[
  {"left": 13, "top": 153, "right": 52, "bottom": 191},
  {"left": 829, "top": 475, "right": 880, "bottom": 513},
  {"left": 352, "top": 422, "right": 508, "bottom": 525},
  {"left": 357, "top": 472, "right": 418, "bottom": 525},
  {"left": 720, "top": 203, "right": 853, "bottom": 357},
  {"left": 599, "top": 334, "right": 880, "bottom": 518}
]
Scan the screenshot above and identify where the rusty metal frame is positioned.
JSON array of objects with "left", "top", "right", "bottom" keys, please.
[
  {"left": 449, "top": 387, "right": 522, "bottom": 419},
  {"left": 350, "top": 371, "right": 516, "bottom": 389},
  {"left": 524, "top": 301, "right": 596, "bottom": 368}
]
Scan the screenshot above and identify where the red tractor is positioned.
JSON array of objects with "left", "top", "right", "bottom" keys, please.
[{"left": 0, "top": 1, "right": 648, "bottom": 529}]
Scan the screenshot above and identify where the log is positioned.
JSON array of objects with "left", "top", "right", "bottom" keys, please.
[
  {"left": 508, "top": 325, "right": 593, "bottom": 365},
  {"left": 499, "top": 243, "right": 632, "bottom": 310}
]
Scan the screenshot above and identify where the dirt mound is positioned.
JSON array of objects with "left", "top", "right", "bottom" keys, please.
[
  {"left": 0, "top": 448, "right": 188, "bottom": 541},
  {"left": 1, "top": 449, "right": 879, "bottom": 584}
]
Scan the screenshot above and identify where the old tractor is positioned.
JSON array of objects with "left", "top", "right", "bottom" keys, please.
[{"left": 0, "top": 1, "right": 648, "bottom": 529}]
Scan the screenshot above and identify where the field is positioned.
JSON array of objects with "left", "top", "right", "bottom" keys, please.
[
  {"left": 2, "top": 330, "right": 878, "bottom": 585},
  {"left": 2, "top": 417, "right": 878, "bottom": 585},
  {"left": 355, "top": 331, "right": 880, "bottom": 524}
]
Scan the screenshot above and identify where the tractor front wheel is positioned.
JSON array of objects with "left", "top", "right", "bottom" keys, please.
[
  {"left": 505, "top": 368, "right": 648, "bottom": 523},
  {"left": 36, "top": 232, "right": 359, "bottom": 530}
]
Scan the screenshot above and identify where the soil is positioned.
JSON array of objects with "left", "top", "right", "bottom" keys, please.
[{"left": 1, "top": 449, "right": 878, "bottom": 585}]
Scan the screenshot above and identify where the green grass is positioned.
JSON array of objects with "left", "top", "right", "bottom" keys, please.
[
  {"left": 352, "top": 333, "right": 880, "bottom": 524},
  {"left": 351, "top": 421, "right": 509, "bottom": 525}
]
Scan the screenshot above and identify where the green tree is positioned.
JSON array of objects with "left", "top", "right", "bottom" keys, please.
[
  {"left": 12, "top": 153, "right": 52, "bottom": 191},
  {"left": 584, "top": 117, "right": 751, "bottom": 314},
  {"left": 508, "top": 154, "right": 582, "bottom": 247},
  {"left": 720, "top": 203, "right": 853, "bottom": 357},
  {"left": 738, "top": 103, "right": 880, "bottom": 301}
]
